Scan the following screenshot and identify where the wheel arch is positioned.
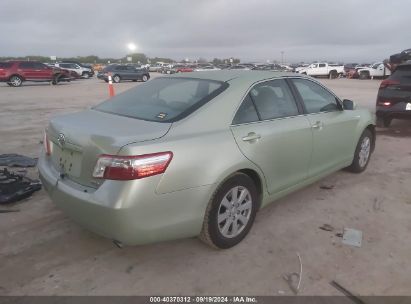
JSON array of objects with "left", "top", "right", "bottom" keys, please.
[
  {"left": 365, "top": 124, "right": 376, "bottom": 152},
  {"left": 8, "top": 74, "right": 25, "bottom": 81}
]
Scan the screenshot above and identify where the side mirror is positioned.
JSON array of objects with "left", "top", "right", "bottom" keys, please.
[{"left": 343, "top": 99, "right": 355, "bottom": 110}]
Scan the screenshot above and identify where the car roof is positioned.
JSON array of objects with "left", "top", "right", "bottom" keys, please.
[{"left": 168, "top": 70, "right": 298, "bottom": 84}]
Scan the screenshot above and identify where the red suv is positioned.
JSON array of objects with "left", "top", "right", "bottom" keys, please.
[{"left": 0, "top": 61, "right": 71, "bottom": 87}]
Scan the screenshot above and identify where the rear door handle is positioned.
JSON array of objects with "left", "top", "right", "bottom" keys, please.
[
  {"left": 242, "top": 132, "right": 261, "bottom": 142},
  {"left": 312, "top": 121, "right": 323, "bottom": 130}
]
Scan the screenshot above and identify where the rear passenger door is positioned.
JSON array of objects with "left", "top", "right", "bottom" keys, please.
[
  {"left": 230, "top": 79, "right": 313, "bottom": 195},
  {"left": 18, "top": 62, "right": 37, "bottom": 80},
  {"left": 289, "top": 78, "right": 358, "bottom": 177}
]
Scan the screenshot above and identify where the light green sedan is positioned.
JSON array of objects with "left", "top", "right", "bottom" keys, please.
[{"left": 38, "top": 71, "right": 375, "bottom": 249}]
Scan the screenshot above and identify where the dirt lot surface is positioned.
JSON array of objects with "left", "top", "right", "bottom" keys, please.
[{"left": 0, "top": 76, "right": 410, "bottom": 296}]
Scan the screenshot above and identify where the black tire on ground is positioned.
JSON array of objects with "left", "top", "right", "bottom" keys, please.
[
  {"left": 329, "top": 70, "right": 338, "bottom": 79},
  {"left": 142, "top": 75, "right": 149, "bottom": 82},
  {"left": 200, "top": 172, "right": 259, "bottom": 249},
  {"left": 82, "top": 72, "right": 90, "bottom": 79},
  {"left": 376, "top": 116, "right": 392, "bottom": 128},
  {"left": 8, "top": 75, "right": 23, "bottom": 87},
  {"left": 132, "top": 79, "right": 137, "bottom": 82},
  {"left": 51, "top": 74, "right": 60, "bottom": 85},
  {"left": 346, "top": 129, "right": 373, "bottom": 173},
  {"left": 359, "top": 72, "right": 369, "bottom": 80},
  {"left": 113, "top": 75, "right": 121, "bottom": 83}
]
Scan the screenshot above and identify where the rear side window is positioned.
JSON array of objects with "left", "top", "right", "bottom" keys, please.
[
  {"left": 19, "top": 62, "right": 36, "bottom": 69},
  {"left": 0, "top": 62, "right": 12, "bottom": 68},
  {"left": 233, "top": 94, "right": 259, "bottom": 124},
  {"left": 391, "top": 65, "right": 411, "bottom": 82},
  {"left": 292, "top": 79, "right": 340, "bottom": 113},
  {"left": 94, "top": 77, "right": 228, "bottom": 122},
  {"left": 249, "top": 79, "right": 299, "bottom": 120}
]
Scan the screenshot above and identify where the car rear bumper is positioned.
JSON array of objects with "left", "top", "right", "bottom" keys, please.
[
  {"left": 38, "top": 153, "right": 213, "bottom": 245},
  {"left": 376, "top": 104, "right": 411, "bottom": 120}
]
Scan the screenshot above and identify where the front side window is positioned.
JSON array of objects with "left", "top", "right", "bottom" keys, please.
[
  {"left": 94, "top": 78, "right": 227, "bottom": 122},
  {"left": 19, "top": 62, "right": 36, "bottom": 69},
  {"left": 292, "top": 79, "right": 340, "bottom": 113},
  {"left": 249, "top": 79, "right": 299, "bottom": 120}
]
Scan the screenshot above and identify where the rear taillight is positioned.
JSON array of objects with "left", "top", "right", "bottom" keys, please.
[
  {"left": 43, "top": 131, "right": 51, "bottom": 156},
  {"left": 380, "top": 79, "right": 400, "bottom": 88},
  {"left": 377, "top": 100, "right": 392, "bottom": 106},
  {"left": 92, "top": 152, "right": 173, "bottom": 180}
]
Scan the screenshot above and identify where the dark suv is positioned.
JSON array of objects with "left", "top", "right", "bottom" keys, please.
[
  {"left": 376, "top": 63, "right": 411, "bottom": 127},
  {"left": 0, "top": 61, "right": 71, "bottom": 87},
  {"left": 97, "top": 65, "right": 150, "bottom": 83}
]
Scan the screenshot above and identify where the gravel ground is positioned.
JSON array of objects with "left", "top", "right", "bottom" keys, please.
[{"left": 0, "top": 75, "right": 410, "bottom": 296}]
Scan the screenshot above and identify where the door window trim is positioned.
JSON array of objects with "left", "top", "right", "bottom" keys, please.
[{"left": 285, "top": 77, "right": 344, "bottom": 115}]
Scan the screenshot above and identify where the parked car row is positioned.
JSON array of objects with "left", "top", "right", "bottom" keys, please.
[{"left": 0, "top": 60, "right": 96, "bottom": 87}]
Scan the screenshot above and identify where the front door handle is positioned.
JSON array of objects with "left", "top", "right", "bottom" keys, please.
[
  {"left": 242, "top": 132, "right": 261, "bottom": 142},
  {"left": 311, "top": 121, "right": 323, "bottom": 130}
]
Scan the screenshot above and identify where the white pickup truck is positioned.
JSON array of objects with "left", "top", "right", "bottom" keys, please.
[
  {"left": 357, "top": 62, "right": 391, "bottom": 79},
  {"left": 297, "top": 62, "right": 345, "bottom": 78}
]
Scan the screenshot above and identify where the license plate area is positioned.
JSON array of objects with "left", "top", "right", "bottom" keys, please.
[{"left": 51, "top": 143, "right": 83, "bottom": 177}]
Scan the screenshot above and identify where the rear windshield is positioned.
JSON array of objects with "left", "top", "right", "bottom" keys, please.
[
  {"left": 0, "top": 62, "right": 12, "bottom": 68},
  {"left": 391, "top": 65, "right": 411, "bottom": 82},
  {"left": 94, "top": 77, "right": 228, "bottom": 122}
]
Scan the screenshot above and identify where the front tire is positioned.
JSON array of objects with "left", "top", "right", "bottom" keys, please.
[
  {"left": 142, "top": 75, "right": 149, "bottom": 82},
  {"left": 200, "top": 173, "right": 258, "bottom": 249},
  {"left": 346, "top": 129, "right": 373, "bottom": 173},
  {"left": 8, "top": 75, "right": 23, "bottom": 87}
]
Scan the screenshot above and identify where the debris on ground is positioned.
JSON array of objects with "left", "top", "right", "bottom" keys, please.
[
  {"left": 373, "top": 197, "right": 384, "bottom": 212},
  {"left": 330, "top": 280, "right": 365, "bottom": 304},
  {"left": 0, "top": 154, "right": 37, "bottom": 167},
  {"left": 342, "top": 228, "right": 363, "bottom": 248},
  {"left": 319, "top": 224, "right": 335, "bottom": 232},
  {"left": 320, "top": 184, "right": 335, "bottom": 190},
  {"left": 282, "top": 252, "right": 303, "bottom": 295},
  {"left": 0, "top": 168, "right": 41, "bottom": 204},
  {"left": 335, "top": 232, "right": 343, "bottom": 238}
]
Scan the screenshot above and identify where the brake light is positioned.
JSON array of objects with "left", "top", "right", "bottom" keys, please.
[
  {"left": 377, "top": 100, "right": 392, "bottom": 106},
  {"left": 380, "top": 79, "right": 400, "bottom": 88},
  {"left": 93, "top": 152, "right": 173, "bottom": 180},
  {"left": 43, "top": 132, "right": 51, "bottom": 156}
]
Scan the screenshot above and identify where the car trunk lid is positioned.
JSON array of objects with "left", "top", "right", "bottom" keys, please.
[{"left": 47, "top": 109, "right": 171, "bottom": 188}]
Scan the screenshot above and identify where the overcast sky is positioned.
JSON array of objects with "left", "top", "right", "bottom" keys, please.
[{"left": 1, "top": 0, "right": 410, "bottom": 63}]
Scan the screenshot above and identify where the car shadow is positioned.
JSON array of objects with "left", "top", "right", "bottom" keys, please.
[{"left": 376, "top": 120, "right": 411, "bottom": 138}]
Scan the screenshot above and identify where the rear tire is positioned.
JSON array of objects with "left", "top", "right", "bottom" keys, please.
[
  {"left": 8, "top": 75, "right": 23, "bottom": 87},
  {"left": 377, "top": 116, "right": 392, "bottom": 128},
  {"left": 142, "top": 75, "right": 149, "bottom": 82},
  {"left": 200, "top": 173, "right": 258, "bottom": 249},
  {"left": 113, "top": 75, "right": 121, "bottom": 83},
  {"left": 359, "top": 72, "right": 369, "bottom": 80},
  {"left": 329, "top": 70, "right": 338, "bottom": 79},
  {"left": 346, "top": 129, "right": 373, "bottom": 173}
]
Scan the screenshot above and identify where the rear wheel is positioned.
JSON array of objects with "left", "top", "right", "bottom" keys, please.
[
  {"left": 329, "top": 70, "right": 338, "bottom": 79},
  {"left": 377, "top": 116, "right": 392, "bottom": 128},
  {"left": 200, "top": 173, "right": 258, "bottom": 249},
  {"left": 359, "top": 72, "right": 369, "bottom": 80},
  {"left": 8, "top": 75, "right": 23, "bottom": 87},
  {"left": 113, "top": 75, "right": 121, "bottom": 83},
  {"left": 142, "top": 75, "right": 149, "bottom": 82},
  {"left": 346, "top": 129, "right": 373, "bottom": 173}
]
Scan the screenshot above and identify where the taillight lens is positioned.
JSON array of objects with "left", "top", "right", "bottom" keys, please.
[
  {"left": 377, "top": 100, "right": 392, "bottom": 106},
  {"left": 93, "top": 152, "right": 173, "bottom": 180},
  {"left": 380, "top": 79, "right": 400, "bottom": 88},
  {"left": 43, "top": 131, "right": 51, "bottom": 156}
]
